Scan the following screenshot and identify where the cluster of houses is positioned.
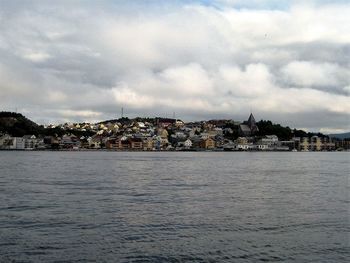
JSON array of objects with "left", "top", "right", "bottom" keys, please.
[
  {"left": 0, "top": 114, "right": 340, "bottom": 151},
  {"left": 223, "top": 135, "right": 336, "bottom": 151}
]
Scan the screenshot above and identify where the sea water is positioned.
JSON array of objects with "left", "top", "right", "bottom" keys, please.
[{"left": 0, "top": 151, "right": 349, "bottom": 262}]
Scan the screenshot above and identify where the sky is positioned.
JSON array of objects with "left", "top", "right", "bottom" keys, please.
[{"left": 0, "top": 0, "right": 349, "bottom": 133}]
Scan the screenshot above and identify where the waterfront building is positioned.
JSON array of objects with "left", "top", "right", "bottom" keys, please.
[
  {"left": 298, "top": 136, "right": 336, "bottom": 151},
  {"left": 257, "top": 144, "right": 269, "bottom": 150},
  {"left": 261, "top": 135, "right": 278, "bottom": 144},
  {"left": 279, "top": 140, "right": 296, "bottom": 150},
  {"left": 60, "top": 134, "right": 80, "bottom": 149},
  {"left": 142, "top": 138, "right": 154, "bottom": 151},
  {"left": 236, "top": 143, "right": 250, "bottom": 151},
  {"left": 200, "top": 137, "right": 216, "bottom": 149},
  {"left": 11, "top": 137, "right": 25, "bottom": 149},
  {"left": 0, "top": 134, "right": 12, "bottom": 149},
  {"left": 22, "top": 135, "right": 38, "bottom": 149},
  {"left": 235, "top": 137, "right": 248, "bottom": 145},
  {"left": 129, "top": 138, "right": 143, "bottom": 150},
  {"left": 335, "top": 139, "right": 350, "bottom": 150},
  {"left": 300, "top": 137, "right": 310, "bottom": 151},
  {"left": 106, "top": 137, "right": 119, "bottom": 150},
  {"left": 322, "top": 139, "right": 336, "bottom": 151},
  {"left": 310, "top": 136, "right": 322, "bottom": 151},
  {"left": 176, "top": 138, "right": 193, "bottom": 149},
  {"left": 89, "top": 135, "right": 103, "bottom": 149}
]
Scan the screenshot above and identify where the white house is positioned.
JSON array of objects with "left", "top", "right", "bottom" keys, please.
[
  {"left": 257, "top": 144, "right": 269, "bottom": 150},
  {"left": 184, "top": 139, "right": 192, "bottom": 148},
  {"left": 236, "top": 144, "right": 249, "bottom": 150},
  {"left": 23, "top": 135, "right": 38, "bottom": 149},
  {"left": 11, "top": 137, "right": 25, "bottom": 149},
  {"left": 260, "top": 135, "right": 279, "bottom": 145}
]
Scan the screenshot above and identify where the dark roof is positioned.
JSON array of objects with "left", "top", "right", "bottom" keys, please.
[
  {"left": 156, "top": 118, "right": 176, "bottom": 124},
  {"left": 23, "top": 135, "right": 35, "bottom": 139},
  {"left": 247, "top": 113, "right": 257, "bottom": 127},
  {"left": 239, "top": 124, "right": 251, "bottom": 132},
  {"left": 129, "top": 138, "right": 143, "bottom": 142},
  {"left": 246, "top": 113, "right": 259, "bottom": 133}
]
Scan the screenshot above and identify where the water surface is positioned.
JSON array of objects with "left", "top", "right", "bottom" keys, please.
[{"left": 0, "top": 151, "right": 349, "bottom": 262}]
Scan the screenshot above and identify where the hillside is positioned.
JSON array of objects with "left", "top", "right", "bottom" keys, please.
[
  {"left": 0, "top": 112, "right": 44, "bottom": 137},
  {"left": 0, "top": 112, "right": 96, "bottom": 138},
  {"left": 328, "top": 132, "right": 350, "bottom": 140},
  {"left": 256, "top": 120, "right": 326, "bottom": 141},
  {"left": 1, "top": 111, "right": 329, "bottom": 140}
]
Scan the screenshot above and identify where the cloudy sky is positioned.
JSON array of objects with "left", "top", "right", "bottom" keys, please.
[{"left": 0, "top": 0, "right": 349, "bottom": 133}]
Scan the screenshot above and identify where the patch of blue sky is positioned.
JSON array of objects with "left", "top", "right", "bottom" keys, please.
[
  {"left": 177, "top": 0, "right": 350, "bottom": 10},
  {"left": 97, "top": 0, "right": 350, "bottom": 9},
  {"left": 196, "top": 0, "right": 290, "bottom": 10},
  {"left": 77, "top": 0, "right": 350, "bottom": 13}
]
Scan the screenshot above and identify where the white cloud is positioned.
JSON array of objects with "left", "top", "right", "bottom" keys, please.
[
  {"left": 47, "top": 90, "right": 67, "bottom": 103},
  {"left": 158, "top": 63, "right": 214, "bottom": 96},
  {"left": 58, "top": 109, "right": 102, "bottom": 118},
  {"left": 281, "top": 61, "right": 349, "bottom": 88},
  {"left": 112, "top": 84, "right": 156, "bottom": 109},
  {"left": 22, "top": 51, "right": 52, "bottom": 62},
  {"left": 218, "top": 63, "right": 276, "bottom": 97},
  {"left": 344, "top": 86, "right": 350, "bottom": 94}
]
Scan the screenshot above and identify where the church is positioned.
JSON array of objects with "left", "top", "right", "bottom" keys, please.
[{"left": 239, "top": 113, "right": 259, "bottom": 136}]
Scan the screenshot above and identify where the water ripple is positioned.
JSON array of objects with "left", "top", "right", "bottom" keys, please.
[{"left": 0, "top": 151, "right": 349, "bottom": 262}]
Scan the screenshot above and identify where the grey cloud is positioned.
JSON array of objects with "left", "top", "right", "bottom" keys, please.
[{"left": 0, "top": 1, "right": 349, "bottom": 132}]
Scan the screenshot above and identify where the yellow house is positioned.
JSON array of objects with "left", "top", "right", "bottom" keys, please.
[
  {"left": 143, "top": 138, "right": 154, "bottom": 151},
  {"left": 300, "top": 137, "right": 310, "bottom": 151},
  {"left": 310, "top": 136, "right": 322, "bottom": 151},
  {"left": 236, "top": 137, "right": 248, "bottom": 145},
  {"left": 200, "top": 137, "right": 215, "bottom": 149}
]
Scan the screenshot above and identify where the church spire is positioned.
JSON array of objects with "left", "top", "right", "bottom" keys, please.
[
  {"left": 247, "top": 113, "right": 256, "bottom": 127},
  {"left": 247, "top": 112, "right": 259, "bottom": 134}
]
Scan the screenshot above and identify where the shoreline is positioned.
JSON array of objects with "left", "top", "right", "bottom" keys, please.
[{"left": 0, "top": 149, "right": 347, "bottom": 152}]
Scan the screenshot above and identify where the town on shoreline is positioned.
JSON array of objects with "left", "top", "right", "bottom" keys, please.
[
  {"left": 0, "top": 112, "right": 350, "bottom": 152},
  {"left": 1, "top": 112, "right": 349, "bottom": 152}
]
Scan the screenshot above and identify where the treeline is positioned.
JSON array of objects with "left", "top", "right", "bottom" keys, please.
[
  {"left": 0, "top": 111, "right": 43, "bottom": 137},
  {"left": 256, "top": 120, "right": 327, "bottom": 140},
  {"left": 0, "top": 111, "right": 94, "bottom": 137}
]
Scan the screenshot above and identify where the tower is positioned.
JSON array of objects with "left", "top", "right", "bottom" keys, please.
[{"left": 247, "top": 113, "right": 259, "bottom": 135}]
